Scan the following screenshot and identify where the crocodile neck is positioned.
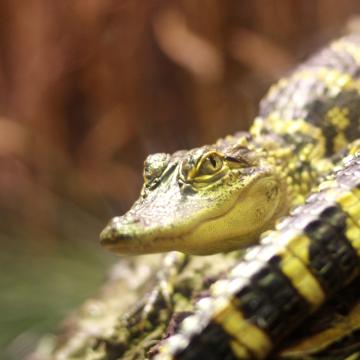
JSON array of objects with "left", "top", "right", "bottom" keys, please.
[{"left": 249, "top": 116, "right": 331, "bottom": 205}]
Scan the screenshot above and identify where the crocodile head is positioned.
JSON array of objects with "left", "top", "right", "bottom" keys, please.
[{"left": 100, "top": 134, "right": 288, "bottom": 255}]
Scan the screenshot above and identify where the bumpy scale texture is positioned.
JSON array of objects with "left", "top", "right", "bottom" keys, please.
[{"left": 154, "top": 35, "right": 360, "bottom": 360}]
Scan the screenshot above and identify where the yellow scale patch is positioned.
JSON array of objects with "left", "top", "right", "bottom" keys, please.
[
  {"left": 212, "top": 298, "right": 272, "bottom": 360},
  {"left": 335, "top": 190, "right": 360, "bottom": 258},
  {"left": 317, "top": 182, "right": 360, "bottom": 258},
  {"left": 333, "top": 132, "right": 348, "bottom": 150},
  {"left": 251, "top": 113, "right": 327, "bottom": 204},
  {"left": 268, "top": 231, "right": 326, "bottom": 309},
  {"left": 326, "top": 107, "right": 351, "bottom": 151},
  {"left": 326, "top": 107, "right": 350, "bottom": 130},
  {"left": 251, "top": 114, "right": 326, "bottom": 157}
]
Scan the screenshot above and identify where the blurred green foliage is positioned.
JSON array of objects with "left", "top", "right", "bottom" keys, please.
[{"left": 0, "top": 202, "right": 114, "bottom": 360}]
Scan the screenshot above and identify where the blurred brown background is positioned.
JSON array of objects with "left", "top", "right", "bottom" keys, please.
[{"left": 1, "top": 1, "right": 360, "bottom": 359}]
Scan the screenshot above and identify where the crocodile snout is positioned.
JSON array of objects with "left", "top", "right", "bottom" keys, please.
[{"left": 100, "top": 216, "right": 141, "bottom": 248}]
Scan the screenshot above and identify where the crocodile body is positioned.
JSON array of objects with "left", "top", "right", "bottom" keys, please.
[
  {"left": 100, "top": 35, "right": 360, "bottom": 358},
  {"left": 155, "top": 152, "right": 360, "bottom": 359}
]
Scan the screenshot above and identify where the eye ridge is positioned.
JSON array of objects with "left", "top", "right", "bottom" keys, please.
[
  {"left": 225, "top": 155, "right": 251, "bottom": 167},
  {"left": 143, "top": 153, "right": 171, "bottom": 184}
]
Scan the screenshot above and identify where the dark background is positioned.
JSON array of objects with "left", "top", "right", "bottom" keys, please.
[{"left": 1, "top": 1, "right": 360, "bottom": 359}]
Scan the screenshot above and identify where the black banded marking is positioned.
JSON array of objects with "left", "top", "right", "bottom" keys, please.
[
  {"left": 231, "top": 259, "right": 311, "bottom": 342},
  {"left": 155, "top": 155, "right": 360, "bottom": 360},
  {"left": 303, "top": 206, "right": 359, "bottom": 294},
  {"left": 260, "top": 73, "right": 360, "bottom": 155},
  {"left": 304, "top": 189, "right": 360, "bottom": 261},
  {"left": 157, "top": 298, "right": 260, "bottom": 360},
  {"left": 277, "top": 185, "right": 360, "bottom": 294}
]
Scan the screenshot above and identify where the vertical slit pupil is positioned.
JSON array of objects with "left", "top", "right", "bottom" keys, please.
[{"left": 209, "top": 156, "right": 217, "bottom": 168}]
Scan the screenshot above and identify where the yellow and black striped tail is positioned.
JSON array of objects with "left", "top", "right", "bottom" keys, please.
[{"left": 155, "top": 152, "right": 360, "bottom": 360}]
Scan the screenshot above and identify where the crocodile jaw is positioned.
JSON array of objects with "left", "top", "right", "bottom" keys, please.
[{"left": 100, "top": 171, "right": 287, "bottom": 255}]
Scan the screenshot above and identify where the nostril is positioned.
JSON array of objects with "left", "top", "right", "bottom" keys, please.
[
  {"left": 99, "top": 216, "right": 140, "bottom": 246},
  {"left": 128, "top": 216, "right": 141, "bottom": 224},
  {"left": 99, "top": 223, "right": 118, "bottom": 245}
]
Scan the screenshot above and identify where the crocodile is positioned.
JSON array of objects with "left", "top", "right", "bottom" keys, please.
[
  {"left": 100, "top": 35, "right": 360, "bottom": 256},
  {"left": 100, "top": 35, "right": 360, "bottom": 358},
  {"left": 154, "top": 150, "right": 360, "bottom": 359}
]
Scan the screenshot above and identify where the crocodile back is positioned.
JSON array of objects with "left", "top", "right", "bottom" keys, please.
[{"left": 255, "top": 35, "right": 360, "bottom": 156}]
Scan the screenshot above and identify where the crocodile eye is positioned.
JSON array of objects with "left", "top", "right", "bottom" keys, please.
[
  {"left": 198, "top": 153, "right": 222, "bottom": 175},
  {"left": 179, "top": 150, "right": 227, "bottom": 186},
  {"left": 196, "top": 152, "right": 223, "bottom": 177}
]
